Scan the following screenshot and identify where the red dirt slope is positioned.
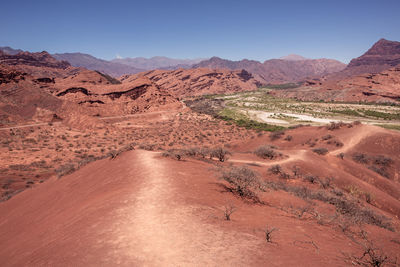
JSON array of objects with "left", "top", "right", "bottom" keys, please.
[
  {"left": 0, "top": 123, "right": 399, "bottom": 266},
  {"left": 122, "top": 68, "right": 261, "bottom": 97}
]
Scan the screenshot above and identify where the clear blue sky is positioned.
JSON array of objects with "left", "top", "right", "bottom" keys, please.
[{"left": 1, "top": 0, "right": 399, "bottom": 63}]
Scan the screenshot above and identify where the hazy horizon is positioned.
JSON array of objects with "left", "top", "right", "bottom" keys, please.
[{"left": 1, "top": 0, "right": 399, "bottom": 63}]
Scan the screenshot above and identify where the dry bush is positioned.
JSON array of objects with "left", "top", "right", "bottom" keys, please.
[
  {"left": 368, "top": 166, "right": 390, "bottom": 179},
  {"left": 353, "top": 153, "right": 369, "bottom": 164},
  {"left": 338, "top": 152, "right": 345, "bottom": 159},
  {"left": 264, "top": 226, "right": 278, "bottom": 242},
  {"left": 312, "top": 148, "right": 329, "bottom": 155},
  {"left": 326, "top": 121, "right": 346, "bottom": 131},
  {"left": 221, "top": 166, "right": 261, "bottom": 199},
  {"left": 292, "top": 166, "right": 301, "bottom": 177},
  {"left": 372, "top": 156, "right": 393, "bottom": 167},
  {"left": 254, "top": 145, "right": 277, "bottom": 159},
  {"left": 270, "top": 131, "right": 285, "bottom": 141},
  {"left": 55, "top": 163, "right": 76, "bottom": 178},
  {"left": 138, "top": 143, "right": 156, "bottom": 151},
  {"left": 210, "top": 147, "right": 231, "bottom": 162},
  {"left": 319, "top": 177, "right": 334, "bottom": 189},
  {"left": 263, "top": 180, "right": 393, "bottom": 231},
  {"left": 161, "top": 149, "right": 184, "bottom": 160},
  {"left": 284, "top": 135, "right": 293, "bottom": 141},
  {"left": 223, "top": 204, "right": 236, "bottom": 221},
  {"left": 269, "top": 164, "right": 282, "bottom": 175},
  {"left": 322, "top": 134, "right": 333, "bottom": 140},
  {"left": 304, "top": 175, "right": 319, "bottom": 184},
  {"left": 349, "top": 232, "right": 397, "bottom": 267}
]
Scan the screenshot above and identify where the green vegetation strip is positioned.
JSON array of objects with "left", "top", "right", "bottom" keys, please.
[
  {"left": 375, "top": 124, "right": 400, "bottom": 131},
  {"left": 217, "top": 108, "right": 285, "bottom": 132}
]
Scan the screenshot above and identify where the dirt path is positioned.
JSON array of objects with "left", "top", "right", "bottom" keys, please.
[
  {"left": 229, "top": 150, "right": 307, "bottom": 167},
  {"left": 109, "top": 150, "right": 262, "bottom": 266},
  {"left": 329, "top": 125, "right": 384, "bottom": 155}
]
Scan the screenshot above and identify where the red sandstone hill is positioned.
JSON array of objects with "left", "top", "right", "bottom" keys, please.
[
  {"left": 0, "top": 64, "right": 105, "bottom": 129},
  {"left": 328, "top": 39, "right": 400, "bottom": 80},
  {"left": 122, "top": 68, "right": 261, "bottom": 97},
  {"left": 192, "top": 56, "right": 346, "bottom": 84},
  {"left": 0, "top": 50, "right": 79, "bottom": 78},
  {"left": 53, "top": 70, "right": 181, "bottom": 116},
  {"left": 272, "top": 66, "right": 400, "bottom": 103},
  {"left": 0, "top": 52, "right": 182, "bottom": 125}
]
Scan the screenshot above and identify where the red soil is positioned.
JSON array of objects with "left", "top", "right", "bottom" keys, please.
[{"left": 0, "top": 123, "right": 399, "bottom": 265}]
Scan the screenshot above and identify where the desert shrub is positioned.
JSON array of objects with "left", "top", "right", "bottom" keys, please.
[
  {"left": 312, "top": 148, "right": 329, "bottom": 155},
  {"left": 349, "top": 232, "right": 397, "bottom": 267},
  {"left": 368, "top": 166, "right": 390, "bottom": 178},
  {"left": 270, "top": 131, "right": 285, "bottom": 141},
  {"left": 223, "top": 204, "right": 236, "bottom": 221},
  {"left": 322, "top": 134, "right": 333, "bottom": 140},
  {"left": 221, "top": 166, "right": 261, "bottom": 198},
  {"left": 254, "top": 145, "right": 277, "bottom": 159},
  {"left": 264, "top": 226, "right": 278, "bottom": 243},
  {"left": 288, "top": 124, "right": 306, "bottom": 129},
  {"left": 327, "top": 122, "right": 340, "bottom": 130},
  {"left": 372, "top": 156, "right": 393, "bottom": 166},
  {"left": 284, "top": 135, "right": 293, "bottom": 141},
  {"left": 210, "top": 147, "right": 231, "bottom": 162},
  {"left": 319, "top": 177, "right": 334, "bottom": 189},
  {"left": 338, "top": 152, "right": 345, "bottom": 159},
  {"left": 268, "top": 164, "right": 282, "bottom": 175},
  {"left": 353, "top": 153, "right": 369, "bottom": 164},
  {"left": 292, "top": 166, "right": 301, "bottom": 177},
  {"left": 55, "top": 163, "right": 76, "bottom": 178},
  {"left": 9, "top": 164, "right": 32, "bottom": 171},
  {"left": 198, "top": 147, "right": 210, "bottom": 158},
  {"left": 327, "top": 140, "right": 344, "bottom": 147},
  {"left": 265, "top": 181, "right": 393, "bottom": 231},
  {"left": 304, "top": 175, "right": 319, "bottom": 184},
  {"left": 184, "top": 147, "right": 200, "bottom": 157},
  {"left": 138, "top": 144, "right": 156, "bottom": 151},
  {"left": 161, "top": 149, "right": 184, "bottom": 160}
]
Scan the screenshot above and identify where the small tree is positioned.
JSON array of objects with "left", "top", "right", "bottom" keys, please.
[
  {"left": 254, "top": 145, "right": 276, "bottom": 159},
  {"left": 221, "top": 166, "right": 260, "bottom": 198},
  {"left": 223, "top": 204, "right": 236, "bottom": 221},
  {"left": 211, "top": 147, "right": 231, "bottom": 162},
  {"left": 264, "top": 226, "right": 278, "bottom": 242}
]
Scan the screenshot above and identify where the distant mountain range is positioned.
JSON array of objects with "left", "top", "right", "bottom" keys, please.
[
  {"left": 111, "top": 56, "right": 205, "bottom": 70},
  {"left": 0, "top": 46, "right": 23, "bottom": 55},
  {"left": 52, "top": 53, "right": 144, "bottom": 77},
  {"left": 192, "top": 56, "right": 346, "bottom": 84},
  {"left": 0, "top": 47, "right": 346, "bottom": 83}
]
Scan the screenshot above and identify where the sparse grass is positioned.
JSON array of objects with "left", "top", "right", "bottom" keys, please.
[
  {"left": 261, "top": 83, "right": 301, "bottom": 90},
  {"left": 376, "top": 124, "right": 400, "bottom": 131},
  {"left": 362, "top": 109, "right": 400, "bottom": 120},
  {"left": 331, "top": 109, "right": 363, "bottom": 117}
]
